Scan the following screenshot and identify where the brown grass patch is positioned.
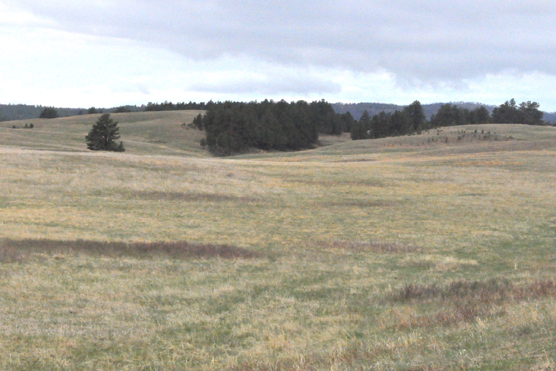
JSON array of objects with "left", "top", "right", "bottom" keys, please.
[
  {"left": 0, "top": 245, "right": 26, "bottom": 263},
  {"left": 384, "top": 279, "right": 556, "bottom": 329},
  {"left": 318, "top": 240, "right": 423, "bottom": 253},
  {"left": 0, "top": 239, "right": 262, "bottom": 261},
  {"left": 334, "top": 158, "right": 377, "bottom": 163},
  {"left": 330, "top": 200, "right": 394, "bottom": 208},
  {"left": 284, "top": 179, "right": 385, "bottom": 187},
  {"left": 395, "top": 279, "right": 556, "bottom": 303},
  {"left": 229, "top": 340, "right": 443, "bottom": 371},
  {"left": 128, "top": 190, "right": 259, "bottom": 203}
]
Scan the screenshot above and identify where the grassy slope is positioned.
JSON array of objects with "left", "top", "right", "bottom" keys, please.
[
  {"left": 1, "top": 116, "right": 556, "bottom": 370},
  {"left": 0, "top": 111, "right": 207, "bottom": 157}
]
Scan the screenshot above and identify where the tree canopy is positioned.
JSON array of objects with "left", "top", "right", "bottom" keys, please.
[
  {"left": 85, "top": 114, "right": 125, "bottom": 152},
  {"left": 195, "top": 100, "right": 353, "bottom": 155},
  {"left": 39, "top": 107, "right": 59, "bottom": 119},
  {"left": 491, "top": 99, "right": 544, "bottom": 125}
]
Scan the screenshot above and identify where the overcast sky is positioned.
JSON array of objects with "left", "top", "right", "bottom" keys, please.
[{"left": 1, "top": 0, "right": 556, "bottom": 110}]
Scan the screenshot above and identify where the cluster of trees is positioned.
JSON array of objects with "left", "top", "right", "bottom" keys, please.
[
  {"left": 39, "top": 107, "right": 59, "bottom": 119},
  {"left": 430, "top": 104, "right": 490, "bottom": 127},
  {"left": 431, "top": 99, "right": 546, "bottom": 127},
  {"left": 350, "top": 101, "right": 428, "bottom": 139},
  {"left": 350, "top": 99, "right": 546, "bottom": 141},
  {"left": 193, "top": 100, "right": 353, "bottom": 155},
  {"left": 491, "top": 99, "right": 544, "bottom": 126},
  {"left": 144, "top": 101, "right": 207, "bottom": 111}
]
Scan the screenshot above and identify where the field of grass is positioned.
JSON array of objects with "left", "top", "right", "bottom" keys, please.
[
  {"left": 1, "top": 114, "right": 555, "bottom": 370},
  {"left": 0, "top": 111, "right": 207, "bottom": 156}
]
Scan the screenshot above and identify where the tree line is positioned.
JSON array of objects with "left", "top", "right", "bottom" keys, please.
[
  {"left": 190, "top": 98, "right": 548, "bottom": 155},
  {"left": 350, "top": 99, "right": 547, "bottom": 141},
  {"left": 144, "top": 101, "right": 207, "bottom": 111}
]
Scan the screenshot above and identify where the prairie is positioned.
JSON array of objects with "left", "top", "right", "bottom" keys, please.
[{"left": 0, "top": 113, "right": 555, "bottom": 370}]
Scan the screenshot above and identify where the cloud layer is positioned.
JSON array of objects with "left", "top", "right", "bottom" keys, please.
[
  {"left": 2, "top": 1, "right": 556, "bottom": 109},
  {"left": 7, "top": 0, "right": 556, "bottom": 81}
]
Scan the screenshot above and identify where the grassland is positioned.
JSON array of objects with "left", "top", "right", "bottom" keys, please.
[{"left": 0, "top": 113, "right": 555, "bottom": 370}]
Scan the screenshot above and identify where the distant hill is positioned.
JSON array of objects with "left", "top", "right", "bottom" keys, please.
[
  {"left": 544, "top": 112, "right": 556, "bottom": 123},
  {"left": 0, "top": 110, "right": 206, "bottom": 156},
  {"left": 0, "top": 104, "right": 88, "bottom": 122},
  {"left": 0, "top": 104, "right": 143, "bottom": 122}
]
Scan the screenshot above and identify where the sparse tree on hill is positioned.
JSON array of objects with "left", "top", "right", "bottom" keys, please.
[{"left": 85, "top": 114, "right": 125, "bottom": 152}]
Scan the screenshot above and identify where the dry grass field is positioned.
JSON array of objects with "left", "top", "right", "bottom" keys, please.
[{"left": 1, "top": 113, "right": 555, "bottom": 370}]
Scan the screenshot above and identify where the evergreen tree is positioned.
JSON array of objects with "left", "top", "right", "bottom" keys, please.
[
  {"left": 85, "top": 114, "right": 125, "bottom": 152},
  {"left": 351, "top": 111, "right": 372, "bottom": 140},
  {"left": 340, "top": 112, "right": 356, "bottom": 133},
  {"left": 491, "top": 99, "right": 519, "bottom": 123},
  {"left": 39, "top": 107, "right": 59, "bottom": 119},
  {"left": 390, "top": 110, "right": 411, "bottom": 135},
  {"left": 404, "top": 101, "right": 426, "bottom": 131},
  {"left": 431, "top": 104, "right": 465, "bottom": 127},
  {"left": 468, "top": 106, "right": 490, "bottom": 124},
  {"left": 519, "top": 101, "right": 544, "bottom": 125},
  {"left": 371, "top": 111, "right": 391, "bottom": 138},
  {"left": 192, "top": 113, "right": 204, "bottom": 130}
]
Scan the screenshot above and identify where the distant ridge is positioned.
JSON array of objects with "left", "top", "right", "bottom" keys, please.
[
  {"left": 0, "top": 104, "right": 140, "bottom": 122},
  {"left": 2, "top": 102, "right": 555, "bottom": 123},
  {"left": 0, "top": 104, "right": 91, "bottom": 122},
  {"left": 332, "top": 102, "right": 498, "bottom": 120},
  {"left": 332, "top": 102, "right": 556, "bottom": 123}
]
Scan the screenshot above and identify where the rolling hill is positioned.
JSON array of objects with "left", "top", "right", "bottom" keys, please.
[
  {"left": 0, "top": 110, "right": 207, "bottom": 157},
  {"left": 1, "top": 110, "right": 555, "bottom": 370}
]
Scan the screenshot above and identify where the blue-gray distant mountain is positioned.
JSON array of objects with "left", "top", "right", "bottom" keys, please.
[{"left": 332, "top": 102, "right": 497, "bottom": 120}]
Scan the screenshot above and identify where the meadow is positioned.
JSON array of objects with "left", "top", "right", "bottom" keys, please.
[{"left": 0, "top": 112, "right": 555, "bottom": 370}]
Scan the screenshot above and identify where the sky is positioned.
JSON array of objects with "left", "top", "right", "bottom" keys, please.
[{"left": 1, "top": 0, "right": 556, "bottom": 111}]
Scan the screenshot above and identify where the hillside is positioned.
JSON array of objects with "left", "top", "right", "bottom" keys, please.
[
  {"left": 0, "top": 110, "right": 207, "bottom": 157},
  {"left": 1, "top": 114, "right": 555, "bottom": 370}
]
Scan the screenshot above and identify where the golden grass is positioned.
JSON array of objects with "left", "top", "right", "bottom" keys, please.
[{"left": 0, "top": 117, "right": 555, "bottom": 369}]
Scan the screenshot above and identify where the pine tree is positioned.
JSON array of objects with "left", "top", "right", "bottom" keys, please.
[
  {"left": 39, "top": 107, "right": 59, "bottom": 119},
  {"left": 404, "top": 101, "right": 426, "bottom": 131},
  {"left": 85, "top": 114, "right": 125, "bottom": 152}
]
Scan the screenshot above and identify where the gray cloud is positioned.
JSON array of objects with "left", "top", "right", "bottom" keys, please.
[
  {"left": 5, "top": 0, "right": 556, "bottom": 82},
  {"left": 188, "top": 71, "right": 342, "bottom": 95}
]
